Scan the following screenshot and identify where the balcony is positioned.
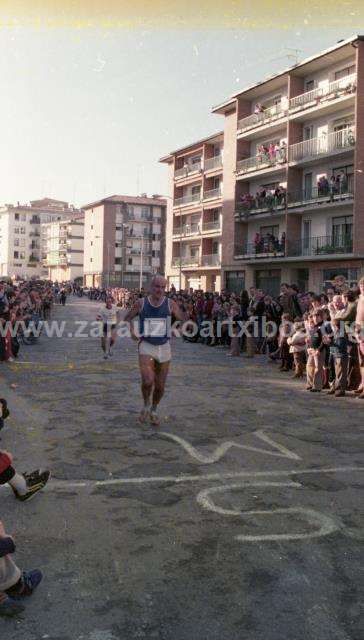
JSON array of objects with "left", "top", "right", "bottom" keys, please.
[
  {"left": 289, "top": 73, "right": 357, "bottom": 114},
  {"left": 236, "top": 193, "right": 286, "bottom": 217},
  {"left": 171, "top": 254, "right": 221, "bottom": 268},
  {"left": 289, "top": 129, "right": 355, "bottom": 164},
  {"left": 287, "top": 235, "right": 353, "bottom": 258},
  {"left": 29, "top": 230, "right": 40, "bottom": 237},
  {"left": 172, "top": 223, "right": 200, "bottom": 238},
  {"left": 203, "top": 187, "right": 222, "bottom": 200},
  {"left": 288, "top": 183, "right": 354, "bottom": 211},
  {"left": 30, "top": 216, "right": 41, "bottom": 224},
  {"left": 234, "top": 240, "right": 285, "bottom": 260},
  {"left": 174, "top": 193, "right": 201, "bottom": 207},
  {"left": 175, "top": 162, "right": 202, "bottom": 179},
  {"left": 236, "top": 146, "right": 287, "bottom": 175},
  {"left": 202, "top": 221, "right": 221, "bottom": 233},
  {"left": 200, "top": 254, "right": 220, "bottom": 266},
  {"left": 237, "top": 103, "right": 286, "bottom": 133},
  {"left": 204, "top": 156, "right": 223, "bottom": 171}
]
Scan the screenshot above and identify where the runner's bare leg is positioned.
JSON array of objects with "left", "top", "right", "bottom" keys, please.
[
  {"left": 139, "top": 354, "right": 155, "bottom": 423},
  {"left": 150, "top": 361, "right": 170, "bottom": 425}
]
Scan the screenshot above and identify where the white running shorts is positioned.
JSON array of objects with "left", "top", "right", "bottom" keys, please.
[{"left": 138, "top": 341, "right": 171, "bottom": 364}]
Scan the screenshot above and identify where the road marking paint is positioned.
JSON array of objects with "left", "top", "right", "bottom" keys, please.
[
  {"left": 196, "top": 482, "right": 340, "bottom": 542},
  {"left": 36, "top": 465, "right": 364, "bottom": 489},
  {"left": 157, "top": 429, "right": 301, "bottom": 464}
]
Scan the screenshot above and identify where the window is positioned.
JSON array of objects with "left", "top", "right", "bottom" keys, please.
[
  {"left": 91, "top": 225, "right": 93, "bottom": 230},
  {"left": 260, "top": 225, "right": 279, "bottom": 237},
  {"left": 13, "top": 251, "right": 19, "bottom": 258},
  {"left": 152, "top": 250, "right": 160, "bottom": 258},
  {"left": 303, "top": 220, "right": 311, "bottom": 253},
  {"left": 190, "top": 155, "right": 201, "bottom": 166},
  {"left": 332, "top": 215, "right": 353, "bottom": 245},
  {"left": 90, "top": 241, "right": 93, "bottom": 246},
  {"left": 14, "top": 238, "right": 19, "bottom": 247},
  {"left": 20, "top": 239, "right": 25, "bottom": 246},
  {"left": 20, "top": 227, "right": 26, "bottom": 234},
  {"left": 304, "top": 126, "right": 313, "bottom": 140},
  {"left": 128, "top": 258, "right": 133, "bottom": 265},
  {"left": 192, "top": 185, "right": 201, "bottom": 196},
  {"left": 90, "top": 257, "right": 93, "bottom": 262},
  {"left": 14, "top": 213, "right": 19, "bottom": 220},
  {"left": 334, "top": 65, "right": 355, "bottom": 81},
  {"left": 20, "top": 252, "right": 25, "bottom": 259},
  {"left": 305, "top": 80, "right": 314, "bottom": 92},
  {"left": 21, "top": 214, "right": 26, "bottom": 221},
  {"left": 14, "top": 228, "right": 19, "bottom": 234},
  {"left": 115, "top": 257, "right": 121, "bottom": 265}
]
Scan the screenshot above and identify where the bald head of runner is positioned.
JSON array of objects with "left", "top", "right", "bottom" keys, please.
[{"left": 150, "top": 275, "right": 167, "bottom": 304}]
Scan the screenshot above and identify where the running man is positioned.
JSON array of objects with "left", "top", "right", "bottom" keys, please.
[
  {"left": 96, "top": 296, "right": 120, "bottom": 359},
  {"left": 125, "top": 275, "right": 186, "bottom": 426}
]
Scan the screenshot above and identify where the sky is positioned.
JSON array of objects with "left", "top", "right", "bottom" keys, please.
[{"left": 0, "top": 9, "right": 362, "bottom": 207}]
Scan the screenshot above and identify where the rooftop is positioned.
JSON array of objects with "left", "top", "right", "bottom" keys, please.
[
  {"left": 212, "top": 34, "right": 364, "bottom": 114},
  {"left": 159, "top": 131, "right": 223, "bottom": 163},
  {"left": 82, "top": 194, "right": 167, "bottom": 210}
]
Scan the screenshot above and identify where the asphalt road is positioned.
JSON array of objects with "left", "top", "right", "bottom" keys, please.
[{"left": 0, "top": 297, "right": 363, "bottom": 640}]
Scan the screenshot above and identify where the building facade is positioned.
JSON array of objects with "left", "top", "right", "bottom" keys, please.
[
  {"left": 160, "top": 132, "right": 224, "bottom": 291},
  {"left": 42, "top": 215, "right": 84, "bottom": 283},
  {"left": 0, "top": 198, "right": 81, "bottom": 281},
  {"left": 82, "top": 195, "right": 166, "bottom": 288},
  {"left": 161, "top": 35, "right": 364, "bottom": 295}
]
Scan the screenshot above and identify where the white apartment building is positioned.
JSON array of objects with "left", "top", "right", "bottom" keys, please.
[
  {"left": 0, "top": 198, "right": 81, "bottom": 281},
  {"left": 82, "top": 195, "right": 166, "bottom": 288},
  {"left": 42, "top": 215, "right": 84, "bottom": 283}
]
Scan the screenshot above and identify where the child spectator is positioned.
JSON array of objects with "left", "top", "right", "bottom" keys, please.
[
  {"left": 0, "top": 449, "right": 50, "bottom": 501},
  {"left": 0, "top": 519, "right": 43, "bottom": 617}
]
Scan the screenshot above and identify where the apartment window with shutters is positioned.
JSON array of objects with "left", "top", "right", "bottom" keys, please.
[
  {"left": 20, "top": 227, "right": 26, "bottom": 234},
  {"left": 335, "top": 65, "right": 355, "bottom": 80},
  {"left": 14, "top": 239, "right": 19, "bottom": 247},
  {"left": 14, "top": 228, "right": 19, "bottom": 234},
  {"left": 14, "top": 251, "right": 19, "bottom": 259},
  {"left": 14, "top": 213, "right": 19, "bottom": 220}
]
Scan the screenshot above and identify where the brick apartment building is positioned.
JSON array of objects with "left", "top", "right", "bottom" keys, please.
[
  {"left": 161, "top": 35, "right": 364, "bottom": 295},
  {"left": 160, "top": 132, "right": 224, "bottom": 291},
  {"left": 82, "top": 195, "right": 166, "bottom": 288}
]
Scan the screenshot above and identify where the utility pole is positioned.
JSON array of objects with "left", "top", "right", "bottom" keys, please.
[{"left": 139, "top": 234, "right": 144, "bottom": 290}]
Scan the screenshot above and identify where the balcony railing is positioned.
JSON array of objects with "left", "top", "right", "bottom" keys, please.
[
  {"left": 203, "top": 187, "right": 222, "bottom": 200},
  {"left": 234, "top": 240, "right": 285, "bottom": 259},
  {"left": 288, "top": 182, "right": 354, "bottom": 209},
  {"left": 175, "top": 162, "right": 202, "bottom": 178},
  {"left": 288, "top": 235, "right": 353, "bottom": 257},
  {"left": 202, "top": 221, "right": 221, "bottom": 232},
  {"left": 171, "top": 256, "right": 200, "bottom": 267},
  {"left": 30, "top": 216, "right": 41, "bottom": 224},
  {"left": 200, "top": 254, "right": 220, "bottom": 266},
  {"left": 236, "top": 147, "right": 287, "bottom": 175},
  {"left": 173, "top": 224, "right": 200, "bottom": 237},
  {"left": 289, "top": 73, "right": 357, "bottom": 113},
  {"left": 204, "top": 156, "right": 223, "bottom": 171},
  {"left": 236, "top": 193, "right": 286, "bottom": 216},
  {"left": 289, "top": 129, "right": 355, "bottom": 163},
  {"left": 174, "top": 193, "right": 201, "bottom": 206},
  {"left": 237, "top": 102, "right": 286, "bottom": 132},
  {"left": 29, "top": 231, "right": 40, "bottom": 237},
  {"left": 171, "top": 254, "right": 221, "bottom": 268}
]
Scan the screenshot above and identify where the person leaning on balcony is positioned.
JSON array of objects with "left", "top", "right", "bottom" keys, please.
[{"left": 339, "top": 171, "right": 348, "bottom": 194}]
